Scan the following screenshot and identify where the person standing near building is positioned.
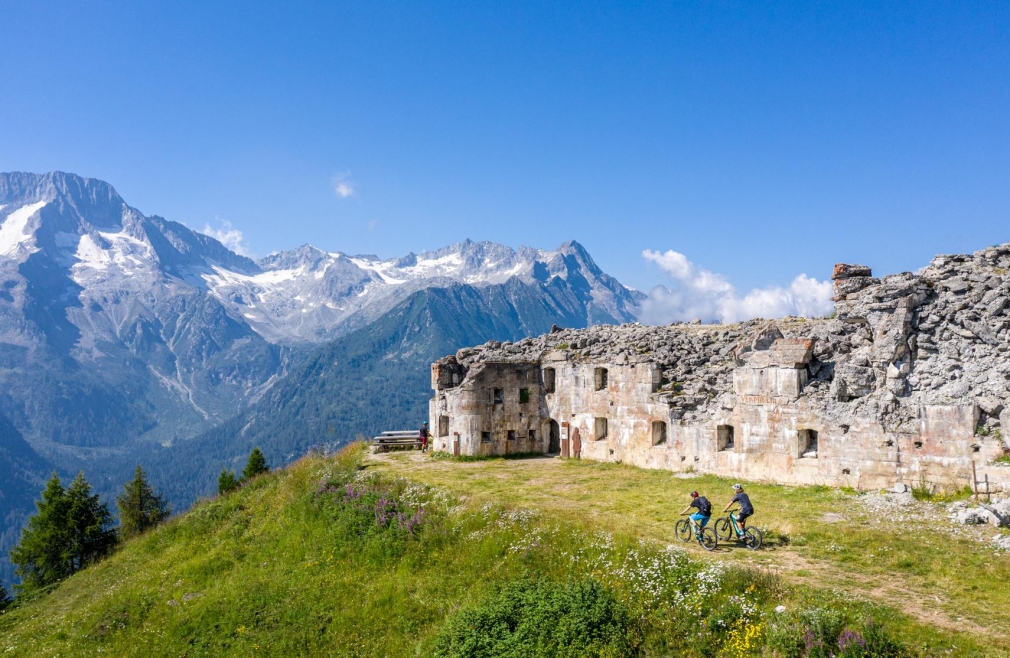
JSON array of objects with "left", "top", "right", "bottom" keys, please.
[{"left": 419, "top": 421, "right": 430, "bottom": 452}]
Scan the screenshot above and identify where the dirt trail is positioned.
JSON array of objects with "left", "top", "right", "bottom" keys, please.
[{"left": 369, "top": 451, "right": 1008, "bottom": 642}]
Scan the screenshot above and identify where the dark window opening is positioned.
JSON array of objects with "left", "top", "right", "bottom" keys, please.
[
  {"left": 519, "top": 388, "right": 530, "bottom": 404},
  {"left": 481, "top": 431, "right": 492, "bottom": 442},
  {"left": 594, "top": 367, "right": 608, "bottom": 391},
  {"left": 595, "top": 417, "right": 608, "bottom": 440},
  {"left": 798, "top": 429, "right": 818, "bottom": 458},
  {"left": 438, "top": 415, "right": 449, "bottom": 437},
  {"left": 529, "top": 429, "right": 536, "bottom": 442},
  {"left": 507, "top": 430, "right": 516, "bottom": 441},
  {"left": 492, "top": 388, "right": 504, "bottom": 404},
  {"left": 543, "top": 368, "right": 556, "bottom": 393},
  {"left": 652, "top": 420, "right": 667, "bottom": 446},
  {"left": 717, "top": 425, "right": 734, "bottom": 452}
]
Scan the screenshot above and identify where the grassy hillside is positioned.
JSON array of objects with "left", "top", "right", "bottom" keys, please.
[{"left": 0, "top": 445, "right": 1002, "bottom": 657}]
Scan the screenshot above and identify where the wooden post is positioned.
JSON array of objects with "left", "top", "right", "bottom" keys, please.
[
  {"left": 985, "top": 473, "right": 991, "bottom": 502},
  {"left": 972, "top": 461, "right": 979, "bottom": 502}
]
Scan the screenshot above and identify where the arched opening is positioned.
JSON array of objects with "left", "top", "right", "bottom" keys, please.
[{"left": 549, "top": 420, "right": 561, "bottom": 454}]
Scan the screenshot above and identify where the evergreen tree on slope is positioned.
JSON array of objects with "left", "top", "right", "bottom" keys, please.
[
  {"left": 9, "top": 473, "right": 73, "bottom": 592},
  {"left": 217, "top": 468, "right": 239, "bottom": 495},
  {"left": 9, "top": 472, "right": 117, "bottom": 593},
  {"left": 117, "top": 465, "right": 171, "bottom": 540},
  {"left": 0, "top": 582, "right": 11, "bottom": 611},
  {"left": 242, "top": 447, "right": 269, "bottom": 482}
]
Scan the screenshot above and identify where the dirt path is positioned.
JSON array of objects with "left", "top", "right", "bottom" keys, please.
[{"left": 369, "top": 451, "right": 1010, "bottom": 645}]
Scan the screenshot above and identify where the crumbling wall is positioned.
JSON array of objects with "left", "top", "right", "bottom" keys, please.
[{"left": 432, "top": 244, "right": 1010, "bottom": 491}]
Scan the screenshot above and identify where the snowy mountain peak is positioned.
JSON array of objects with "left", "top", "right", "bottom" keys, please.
[{"left": 1, "top": 172, "right": 641, "bottom": 346}]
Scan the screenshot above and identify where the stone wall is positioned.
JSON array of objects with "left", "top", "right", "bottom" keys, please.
[{"left": 431, "top": 247, "right": 1010, "bottom": 491}]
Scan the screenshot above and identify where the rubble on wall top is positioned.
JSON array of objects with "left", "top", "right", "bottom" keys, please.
[{"left": 438, "top": 242, "right": 1010, "bottom": 433}]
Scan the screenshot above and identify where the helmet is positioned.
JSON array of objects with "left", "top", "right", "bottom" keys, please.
[
  {"left": 690, "top": 491, "right": 699, "bottom": 498},
  {"left": 732, "top": 483, "right": 743, "bottom": 490},
  {"left": 422, "top": 421, "right": 428, "bottom": 425}
]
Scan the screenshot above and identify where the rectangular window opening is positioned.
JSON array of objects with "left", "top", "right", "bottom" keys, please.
[
  {"left": 543, "top": 367, "right": 556, "bottom": 393},
  {"left": 481, "top": 431, "right": 492, "bottom": 443},
  {"left": 652, "top": 420, "right": 667, "bottom": 446},
  {"left": 519, "top": 388, "right": 530, "bottom": 404},
  {"left": 529, "top": 429, "right": 536, "bottom": 442},
  {"left": 798, "top": 429, "right": 818, "bottom": 458},
  {"left": 507, "top": 430, "right": 516, "bottom": 441},
  {"left": 492, "top": 388, "right": 504, "bottom": 404},
  {"left": 438, "top": 415, "right": 449, "bottom": 437},
  {"left": 717, "top": 425, "right": 735, "bottom": 452},
  {"left": 595, "top": 417, "right": 608, "bottom": 441},
  {"left": 594, "top": 367, "right": 608, "bottom": 391}
]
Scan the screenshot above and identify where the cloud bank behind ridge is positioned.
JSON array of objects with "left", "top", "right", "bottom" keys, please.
[{"left": 638, "top": 249, "right": 834, "bottom": 325}]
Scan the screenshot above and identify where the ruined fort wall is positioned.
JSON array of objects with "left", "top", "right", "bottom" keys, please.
[{"left": 431, "top": 249, "right": 1010, "bottom": 492}]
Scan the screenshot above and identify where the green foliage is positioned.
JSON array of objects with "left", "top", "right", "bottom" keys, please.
[
  {"left": 217, "top": 468, "right": 240, "bottom": 495},
  {"left": 117, "top": 466, "right": 170, "bottom": 540},
  {"left": 242, "top": 447, "right": 270, "bottom": 482},
  {"left": 431, "top": 578, "right": 638, "bottom": 658},
  {"left": 765, "top": 607, "right": 907, "bottom": 658},
  {"left": 993, "top": 453, "right": 1010, "bottom": 466},
  {"left": 0, "top": 582, "right": 10, "bottom": 611},
  {"left": 910, "top": 481, "right": 972, "bottom": 503},
  {"left": 10, "top": 472, "right": 117, "bottom": 595}
]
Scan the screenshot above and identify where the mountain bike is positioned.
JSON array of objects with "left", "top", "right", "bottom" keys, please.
[
  {"left": 714, "top": 509, "right": 762, "bottom": 550},
  {"left": 675, "top": 514, "right": 718, "bottom": 551}
]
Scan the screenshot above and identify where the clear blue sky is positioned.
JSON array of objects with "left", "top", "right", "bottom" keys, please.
[{"left": 2, "top": 1, "right": 1008, "bottom": 292}]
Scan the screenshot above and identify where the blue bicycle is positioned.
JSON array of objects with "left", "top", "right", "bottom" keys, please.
[
  {"left": 675, "top": 514, "right": 718, "bottom": 551},
  {"left": 714, "top": 510, "right": 763, "bottom": 550}
]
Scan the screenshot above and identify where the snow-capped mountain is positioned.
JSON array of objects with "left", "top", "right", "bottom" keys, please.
[
  {"left": 205, "top": 239, "right": 639, "bottom": 342},
  {"left": 0, "top": 169, "right": 639, "bottom": 451}
]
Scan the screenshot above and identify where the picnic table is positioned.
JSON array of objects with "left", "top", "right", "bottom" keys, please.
[{"left": 371, "top": 430, "right": 424, "bottom": 453}]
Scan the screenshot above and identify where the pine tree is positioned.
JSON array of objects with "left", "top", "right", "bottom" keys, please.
[
  {"left": 0, "top": 582, "right": 12, "bottom": 611},
  {"left": 9, "top": 472, "right": 73, "bottom": 592},
  {"left": 117, "top": 465, "right": 170, "bottom": 540},
  {"left": 65, "top": 472, "right": 118, "bottom": 573},
  {"left": 10, "top": 472, "right": 117, "bottom": 594},
  {"left": 217, "top": 468, "right": 239, "bottom": 495},
  {"left": 242, "top": 447, "right": 269, "bottom": 481}
]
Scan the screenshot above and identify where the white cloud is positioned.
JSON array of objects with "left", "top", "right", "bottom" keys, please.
[
  {"left": 639, "top": 249, "right": 833, "bottom": 324},
  {"left": 199, "top": 219, "right": 252, "bottom": 257},
  {"left": 333, "top": 173, "right": 355, "bottom": 198}
]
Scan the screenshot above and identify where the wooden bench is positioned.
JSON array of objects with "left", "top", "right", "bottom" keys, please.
[{"left": 371, "top": 430, "right": 424, "bottom": 453}]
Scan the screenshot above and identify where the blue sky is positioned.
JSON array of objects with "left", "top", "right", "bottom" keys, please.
[{"left": 2, "top": 2, "right": 1008, "bottom": 306}]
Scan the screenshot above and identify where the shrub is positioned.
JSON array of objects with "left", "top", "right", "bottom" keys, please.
[
  {"left": 431, "top": 578, "right": 639, "bottom": 658},
  {"left": 765, "top": 607, "right": 907, "bottom": 658}
]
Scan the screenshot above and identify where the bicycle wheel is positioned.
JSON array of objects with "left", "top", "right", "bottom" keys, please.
[
  {"left": 743, "top": 527, "right": 763, "bottom": 550},
  {"left": 698, "top": 527, "right": 718, "bottom": 551},
  {"left": 675, "top": 519, "right": 692, "bottom": 542},
  {"left": 714, "top": 517, "right": 733, "bottom": 541}
]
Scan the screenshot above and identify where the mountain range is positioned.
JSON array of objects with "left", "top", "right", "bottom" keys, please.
[{"left": 0, "top": 171, "right": 642, "bottom": 585}]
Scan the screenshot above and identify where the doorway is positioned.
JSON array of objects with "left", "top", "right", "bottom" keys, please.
[{"left": 549, "top": 420, "right": 561, "bottom": 454}]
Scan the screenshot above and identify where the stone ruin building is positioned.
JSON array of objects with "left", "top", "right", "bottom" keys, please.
[{"left": 430, "top": 245, "right": 1010, "bottom": 491}]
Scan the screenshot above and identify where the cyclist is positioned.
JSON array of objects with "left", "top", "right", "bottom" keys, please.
[
  {"left": 722, "top": 483, "right": 754, "bottom": 532},
  {"left": 679, "top": 491, "right": 712, "bottom": 531}
]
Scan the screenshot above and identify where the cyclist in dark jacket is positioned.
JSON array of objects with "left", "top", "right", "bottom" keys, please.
[
  {"left": 722, "top": 484, "right": 754, "bottom": 531},
  {"left": 679, "top": 491, "right": 712, "bottom": 528}
]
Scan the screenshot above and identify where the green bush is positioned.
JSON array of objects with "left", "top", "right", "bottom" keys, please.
[
  {"left": 765, "top": 607, "right": 907, "bottom": 658},
  {"left": 432, "top": 578, "right": 638, "bottom": 658}
]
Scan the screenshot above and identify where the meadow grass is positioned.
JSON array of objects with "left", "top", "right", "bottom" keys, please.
[
  {"left": 370, "top": 451, "right": 1010, "bottom": 654},
  {"left": 0, "top": 445, "right": 1003, "bottom": 656}
]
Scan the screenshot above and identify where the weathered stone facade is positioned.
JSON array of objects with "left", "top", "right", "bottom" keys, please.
[{"left": 431, "top": 247, "right": 1010, "bottom": 491}]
